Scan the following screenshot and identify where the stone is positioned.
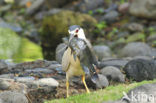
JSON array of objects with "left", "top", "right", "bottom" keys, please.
[
  {"left": 98, "top": 58, "right": 129, "bottom": 69},
  {"left": 126, "top": 23, "right": 144, "bottom": 32},
  {"left": 93, "top": 45, "right": 112, "bottom": 61},
  {"left": 75, "top": 0, "right": 104, "bottom": 12},
  {"left": 0, "top": 79, "right": 10, "bottom": 90},
  {"left": 100, "top": 10, "right": 119, "bottom": 23},
  {"left": 0, "top": 60, "right": 8, "bottom": 72},
  {"left": 55, "top": 43, "right": 67, "bottom": 63},
  {"left": 40, "top": 10, "right": 97, "bottom": 60},
  {"left": 0, "top": 91, "right": 28, "bottom": 103},
  {"left": 100, "top": 66, "right": 125, "bottom": 83},
  {"left": 0, "top": 21, "right": 23, "bottom": 32},
  {"left": 118, "top": 2, "right": 130, "bottom": 14},
  {"left": 25, "top": 68, "right": 54, "bottom": 74},
  {"left": 129, "top": 0, "right": 156, "bottom": 20},
  {"left": 123, "top": 59, "right": 156, "bottom": 81},
  {"left": 14, "top": 76, "right": 35, "bottom": 83},
  {"left": 35, "top": 78, "right": 59, "bottom": 87},
  {"left": 26, "top": 0, "right": 44, "bottom": 15},
  {"left": 120, "top": 42, "right": 156, "bottom": 57},
  {"left": 86, "top": 74, "right": 109, "bottom": 89},
  {"left": 95, "top": 74, "right": 109, "bottom": 88},
  {"left": 122, "top": 83, "right": 156, "bottom": 103}
]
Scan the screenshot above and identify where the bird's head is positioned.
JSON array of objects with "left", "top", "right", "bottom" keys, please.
[{"left": 68, "top": 25, "right": 86, "bottom": 42}]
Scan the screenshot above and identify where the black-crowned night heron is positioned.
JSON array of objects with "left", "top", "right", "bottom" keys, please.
[{"left": 62, "top": 25, "right": 99, "bottom": 97}]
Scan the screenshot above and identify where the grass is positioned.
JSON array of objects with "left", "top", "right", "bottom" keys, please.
[{"left": 45, "top": 79, "right": 156, "bottom": 103}]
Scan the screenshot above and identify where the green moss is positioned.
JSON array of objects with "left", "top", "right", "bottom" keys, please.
[
  {"left": 0, "top": 28, "right": 21, "bottom": 59},
  {"left": 40, "top": 10, "right": 97, "bottom": 60},
  {"left": 13, "top": 38, "right": 43, "bottom": 62},
  {"left": 126, "top": 32, "right": 145, "bottom": 43},
  {"left": 45, "top": 79, "right": 156, "bottom": 103},
  {"left": 0, "top": 27, "right": 43, "bottom": 62}
]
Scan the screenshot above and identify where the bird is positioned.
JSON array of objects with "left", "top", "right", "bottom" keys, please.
[{"left": 62, "top": 25, "right": 99, "bottom": 97}]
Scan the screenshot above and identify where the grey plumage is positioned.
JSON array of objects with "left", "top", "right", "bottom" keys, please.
[{"left": 69, "top": 37, "right": 99, "bottom": 83}]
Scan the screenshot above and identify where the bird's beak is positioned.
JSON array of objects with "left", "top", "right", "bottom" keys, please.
[{"left": 69, "top": 33, "right": 75, "bottom": 42}]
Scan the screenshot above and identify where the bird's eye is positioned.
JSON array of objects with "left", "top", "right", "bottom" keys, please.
[{"left": 76, "top": 29, "right": 79, "bottom": 33}]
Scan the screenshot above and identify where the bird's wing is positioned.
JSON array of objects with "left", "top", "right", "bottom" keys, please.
[
  {"left": 69, "top": 37, "right": 99, "bottom": 82},
  {"left": 62, "top": 47, "right": 71, "bottom": 72}
]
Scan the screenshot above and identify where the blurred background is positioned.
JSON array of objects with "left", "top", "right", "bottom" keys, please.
[{"left": 0, "top": 0, "right": 156, "bottom": 63}]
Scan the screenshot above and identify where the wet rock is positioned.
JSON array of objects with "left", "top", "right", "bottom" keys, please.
[
  {"left": 40, "top": 10, "right": 97, "bottom": 60},
  {"left": 0, "top": 91, "right": 28, "bottom": 103},
  {"left": 76, "top": 0, "right": 104, "bottom": 12},
  {"left": 98, "top": 58, "right": 129, "bottom": 69},
  {"left": 93, "top": 45, "right": 112, "bottom": 61},
  {"left": 123, "top": 59, "right": 156, "bottom": 81},
  {"left": 100, "top": 10, "right": 119, "bottom": 23},
  {"left": 0, "top": 79, "right": 11, "bottom": 90},
  {"left": 129, "top": 0, "right": 156, "bottom": 20},
  {"left": 55, "top": 43, "right": 67, "bottom": 63},
  {"left": 118, "top": 2, "right": 130, "bottom": 14},
  {"left": 120, "top": 42, "right": 156, "bottom": 57},
  {"left": 126, "top": 23, "right": 144, "bottom": 32},
  {"left": 26, "top": 0, "right": 44, "bottom": 15},
  {"left": 0, "top": 21, "right": 23, "bottom": 32},
  {"left": 0, "top": 74, "right": 14, "bottom": 78},
  {"left": 100, "top": 66, "right": 125, "bottom": 83}
]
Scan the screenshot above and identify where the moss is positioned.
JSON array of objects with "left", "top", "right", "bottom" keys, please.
[
  {"left": 40, "top": 10, "right": 97, "bottom": 60},
  {"left": 126, "top": 32, "right": 145, "bottom": 43},
  {"left": 13, "top": 38, "right": 43, "bottom": 63},
  {"left": 0, "top": 28, "right": 43, "bottom": 62},
  {"left": 0, "top": 28, "right": 21, "bottom": 59}
]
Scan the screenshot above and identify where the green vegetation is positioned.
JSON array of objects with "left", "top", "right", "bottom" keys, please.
[
  {"left": 13, "top": 38, "right": 43, "bottom": 62},
  {"left": 0, "top": 28, "right": 43, "bottom": 62},
  {"left": 45, "top": 79, "right": 156, "bottom": 103}
]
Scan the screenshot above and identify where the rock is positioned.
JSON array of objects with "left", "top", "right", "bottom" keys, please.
[
  {"left": 100, "top": 66, "right": 125, "bottom": 83},
  {"left": 25, "top": 68, "right": 54, "bottom": 74},
  {"left": 14, "top": 76, "right": 35, "bottom": 83},
  {"left": 26, "top": 0, "right": 44, "bottom": 15},
  {"left": 0, "top": 74, "right": 14, "bottom": 78},
  {"left": 123, "top": 59, "right": 156, "bottom": 81},
  {"left": 120, "top": 42, "right": 156, "bottom": 57},
  {"left": 55, "top": 43, "right": 67, "bottom": 63},
  {"left": 125, "top": 32, "right": 145, "bottom": 43},
  {"left": 35, "top": 78, "right": 59, "bottom": 87},
  {"left": 76, "top": 0, "right": 104, "bottom": 12},
  {"left": 118, "top": 2, "right": 130, "bottom": 14},
  {"left": 40, "top": 10, "right": 97, "bottom": 60},
  {"left": 87, "top": 74, "right": 109, "bottom": 89},
  {"left": 15, "top": 60, "right": 53, "bottom": 70},
  {"left": 95, "top": 74, "right": 109, "bottom": 88},
  {"left": 122, "top": 83, "right": 156, "bottom": 103},
  {"left": 129, "top": 0, "right": 156, "bottom": 20},
  {"left": 126, "top": 23, "right": 144, "bottom": 32},
  {"left": 48, "top": 63, "right": 64, "bottom": 74},
  {"left": 0, "top": 79, "right": 10, "bottom": 90},
  {"left": 93, "top": 45, "right": 112, "bottom": 61},
  {"left": 0, "top": 60, "right": 8, "bottom": 73},
  {"left": 0, "top": 21, "right": 23, "bottom": 32},
  {"left": 98, "top": 58, "right": 129, "bottom": 69},
  {"left": 103, "top": 100, "right": 127, "bottom": 103},
  {"left": 100, "top": 10, "right": 119, "bottom": 23},
  {"left": 0, "top": 91, "right": 28, "bottom": 103}
]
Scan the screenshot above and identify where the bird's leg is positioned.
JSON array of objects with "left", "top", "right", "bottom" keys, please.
[
  {"left": 82, "top": 75, "right": 90, "bottom": 93},
  {"left": 66, "top": 75, "right": 69, "bottom": 97}
]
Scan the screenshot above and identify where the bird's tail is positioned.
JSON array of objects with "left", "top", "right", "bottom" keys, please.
[{"left": 91, "top": 64, "right": 99, "bottom": 84}]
